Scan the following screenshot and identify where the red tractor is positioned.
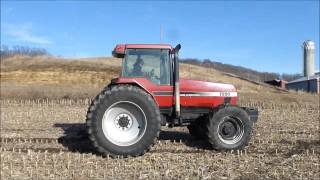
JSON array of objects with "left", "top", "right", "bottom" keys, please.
[{"left": 86, "top": 44, "right": 258, "bottom": 157}]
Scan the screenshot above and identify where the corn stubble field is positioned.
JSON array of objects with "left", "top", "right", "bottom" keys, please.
[{"left": 1, "top": 56, "right": 319, "bottom": 180}]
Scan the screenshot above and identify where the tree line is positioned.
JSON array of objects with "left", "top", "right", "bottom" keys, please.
[
  {"left": 0, "top": 45, "right": 49, "bottom": 59},
  {"left": 181, "top": 58, "right": 301, "bottom": 82}
]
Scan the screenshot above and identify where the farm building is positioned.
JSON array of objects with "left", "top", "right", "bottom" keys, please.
[
  {"left": 286, "top": 75, "right": 320, "bottom": 94},
  {"left": 286, "top": 40, "right": 319, "bottom": 94},
  {"left": 265, "top": 79, "right": 287, "bottom": 89}
]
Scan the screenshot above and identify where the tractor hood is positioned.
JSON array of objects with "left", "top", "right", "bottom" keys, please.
[{"left": 180, "top": 78, "right": 237, "bottom": 94}]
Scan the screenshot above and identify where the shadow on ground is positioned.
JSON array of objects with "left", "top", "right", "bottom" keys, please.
[
  {"left": 54, "top": 123, "right": 212, "bottom": 154},
  {"left": 54, "top": 123, "right": 93, "bottom": 153},
  {"left": 158, "top": 130, "right": 213, "bottom": 150}
]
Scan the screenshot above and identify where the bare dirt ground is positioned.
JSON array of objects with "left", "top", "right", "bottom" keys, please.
[
  {"left": 1, "top": 100, "right": 319, "bottom": 180},
  {"left": 1, "top": 56, "right": 319, "bottom": 179}
]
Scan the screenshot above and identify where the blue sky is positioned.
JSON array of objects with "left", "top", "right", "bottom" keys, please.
[{"left": 1, "top": 1, "right": 319, "bottom": 74}]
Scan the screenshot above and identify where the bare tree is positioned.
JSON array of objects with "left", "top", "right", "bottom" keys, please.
[{"left": 1, "top": 45, "right": 50, "bottom": 59}]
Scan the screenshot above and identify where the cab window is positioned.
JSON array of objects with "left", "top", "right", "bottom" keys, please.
[{"left": 122, "top": 49, "right": 170, "bottom": 85}]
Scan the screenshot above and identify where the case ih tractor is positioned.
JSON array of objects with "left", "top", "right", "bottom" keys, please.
[{"left": 86, "top": 44, "right": 258, "bottom": 157}]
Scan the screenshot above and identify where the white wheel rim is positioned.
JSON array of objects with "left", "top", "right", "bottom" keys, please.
[
  {"left": 217, "top": 116, "right": 244, "bottom": 145},
  {"left": 102, "top": 101, "right": 147, "bottom": 146}
]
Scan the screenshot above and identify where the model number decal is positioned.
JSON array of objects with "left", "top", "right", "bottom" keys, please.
[
  {"left": 220, "top": 92, "right": 231, "bottom": 97},
  {"left": 154, "top": 92, "right": 237, "bottom": 97}
]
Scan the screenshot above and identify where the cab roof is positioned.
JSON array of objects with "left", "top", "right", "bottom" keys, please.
[
  {"left": 112, "top": 44, "right": 173, "bottom": 58},
  {"left": 125, "top": 44, "right": 172, "bottom": 49}
]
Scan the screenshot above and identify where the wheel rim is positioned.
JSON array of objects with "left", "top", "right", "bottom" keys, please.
[
  {"left": 102, "top": 101, "right": 147, "bottom": 146},
  {"left": 217, "top": 116, "right": 244, "bottom": 145}
]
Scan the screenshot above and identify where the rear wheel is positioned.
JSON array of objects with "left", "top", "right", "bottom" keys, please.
[
  {"left": 206, "top": 106, "right": 253, "bottom": 150},
  {"left": 86, "top": 85, "right": 161, "bottom": 157}
]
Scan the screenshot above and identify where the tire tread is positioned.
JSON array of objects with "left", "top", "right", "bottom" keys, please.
[{"left": 86, "top": 84, "right": 161, "bottom": 157}]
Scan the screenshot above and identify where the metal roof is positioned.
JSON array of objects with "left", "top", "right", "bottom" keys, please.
[
  {"left": 303, "top": 40, "right": 315, "bottom": 50},
  {"left": 287, "top": 74, "right": 320, "bottom": 84}
]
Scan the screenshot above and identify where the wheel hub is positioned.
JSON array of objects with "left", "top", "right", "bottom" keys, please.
[
  {"left": 115, "top": 114, "right": 132, "bottom": 130},
  {"left": 221, "top": 121, "right": 236, "bottom": 137},
  {"left": 102, "top": 101, "right": 147, "bottom": 146}
]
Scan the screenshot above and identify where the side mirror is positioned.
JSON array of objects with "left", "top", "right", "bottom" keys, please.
[{"left": 112, "top": 44, "right": 125, "bottom": 58}]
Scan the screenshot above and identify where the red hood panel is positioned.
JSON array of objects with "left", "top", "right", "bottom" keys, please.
[
  {"left": 180, "top": 78, "right": 236, "bottom": 92},
  {"left": 115, "top": 77, "right": 238, "bottom": 107}
]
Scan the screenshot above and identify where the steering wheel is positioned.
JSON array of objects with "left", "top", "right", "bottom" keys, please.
[{"left": 148, "top": 69, "right": 160, "bottom": 83}]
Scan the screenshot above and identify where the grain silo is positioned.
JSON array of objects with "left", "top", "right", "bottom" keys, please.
[
  {"left": 303, "top": 40, "right": 315, "bottom": 77},
  {"left": 286, "top": 40, "right": 319, "bottom": 94}
]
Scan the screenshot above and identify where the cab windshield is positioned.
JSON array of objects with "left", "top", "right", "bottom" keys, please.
[{"left": 122, "top": 49, "right": 170, "bottom": 85}]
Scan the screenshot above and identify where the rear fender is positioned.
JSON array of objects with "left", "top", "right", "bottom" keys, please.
[{"left": 108, "top": 78, "right": 159, "bottom": 105}]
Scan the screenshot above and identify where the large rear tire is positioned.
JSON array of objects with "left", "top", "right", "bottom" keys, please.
[
  {"left": 86, "top": 85, "right": 161, "bottom": 157},
  {"left": 206, "top": 106, "right": 253, "bottom": 150}
]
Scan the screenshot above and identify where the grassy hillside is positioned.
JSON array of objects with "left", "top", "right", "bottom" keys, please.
[{"left": 1, "top": 55, "right": 318, "bottom": 105}]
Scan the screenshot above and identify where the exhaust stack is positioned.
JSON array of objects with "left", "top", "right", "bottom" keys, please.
[{"left": 174, "top": 44, "right": 181, "bottom": 118}]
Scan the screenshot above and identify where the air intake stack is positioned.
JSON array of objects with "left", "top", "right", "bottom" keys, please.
[{"left": 303, "top": 40, "right": 315, "bottom": 77}]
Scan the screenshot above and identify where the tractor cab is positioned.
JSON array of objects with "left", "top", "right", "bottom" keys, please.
[{"left": 113, "top": 44, "right": 173, "bottom": 85}]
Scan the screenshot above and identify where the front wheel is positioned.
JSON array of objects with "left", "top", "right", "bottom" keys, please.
[{"left": 206, "top": 106, "right": 253, "bottom": 150}]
